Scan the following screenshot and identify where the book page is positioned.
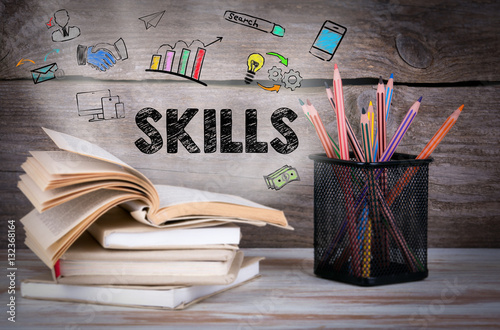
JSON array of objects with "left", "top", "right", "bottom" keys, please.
[
  {"left": 42, "top": 128, "right": 155, "bottom": 193},
  {"left": 18, "top": 174, "right": 143, "bottom": 212},
  {"left": 20, "top": 189, "right": 141, "bottom": 250},
  {"left": 155, "top": 185, "right": 275, "bottom": 210},
  {"left": 43, "top": 128, "right": 130, "bottom": 168},
  {"left": 31, "top": 151, "right": 129, "bottom": 175}
]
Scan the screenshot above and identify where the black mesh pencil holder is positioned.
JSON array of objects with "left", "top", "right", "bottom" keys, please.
[{"left": 309, "top": 153, "right": 433, "bottom": 286}]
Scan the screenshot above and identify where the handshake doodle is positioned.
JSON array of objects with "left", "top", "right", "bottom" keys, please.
[{"left": 77, "top": 38, "right": 128, "bottom": 72}]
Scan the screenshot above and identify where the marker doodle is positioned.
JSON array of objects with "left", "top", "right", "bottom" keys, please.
[{"left": 224, "top": 11, "right": 285, "bottom": 37}]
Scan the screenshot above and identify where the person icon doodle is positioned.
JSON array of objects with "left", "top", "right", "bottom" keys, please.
[{"left": 51, "top": 9, "right": 80, "bottom": 42}]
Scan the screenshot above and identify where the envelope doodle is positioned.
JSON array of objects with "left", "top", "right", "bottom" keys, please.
[{"left": 31, "top": 63, "right": 58, "bottom": 84}]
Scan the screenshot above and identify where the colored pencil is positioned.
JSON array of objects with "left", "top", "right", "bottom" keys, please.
[
  {"left": 385, "top": 104, "right": 464, "bottom": 206},
  {"left": 360, "top": 107, "right": 373, "bottom": 276},
  {"left": 376, "top": 76, "right": 386, "bottom": 161},
  {"left": 417, "top": 104, "right": 464, "bottom": 160},
  {"left": 367, "top": 101, "right": 375, "bottom": 150},
  {"left": 300, "top": 99, "right": 341, "bottom": 159},
  {"left": 299, "top": 99, "right": 335, "bottom": 159},
  {"left": 360, "top": 107, "right": 373, "bottom": 162},
  {"left": 326, "top": 82, "right": 365, "bottom": 162},
  {"left": 385, "top": 73, "right": 394, "bottom": 121},
  {"left": 333, "top": 64, "right": 350, "bottom": 160},
  {"left": 379, "top": 97, "right": 422, "bottom": 162}
]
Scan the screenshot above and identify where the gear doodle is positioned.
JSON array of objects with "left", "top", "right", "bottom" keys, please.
[
  {"left": 267, "top": 66, "right": 282, "bottom": 82},
  {"left": 282, "top": 69, "right": 303, "bottom": 91}
]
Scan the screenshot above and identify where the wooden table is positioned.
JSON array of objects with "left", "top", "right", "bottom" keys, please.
[{"left": 2, "top": 248, "right": 499, "bottom": 329}]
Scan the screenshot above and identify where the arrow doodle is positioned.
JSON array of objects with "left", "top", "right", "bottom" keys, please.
[
  {"left": 44, "top": 49, "right": 60, "bottom": 61},
  {"left": 257, "top": 82, "right": 281, "bottom": 92},
  {"left": 266, "top": 52, "right": 288, "bottom": 66},
  {"left": 204, "top": 37, "right": 223, "bottom": 47},
  {"left": 16, "top": 58, "right": 35, "bottom": 67}
]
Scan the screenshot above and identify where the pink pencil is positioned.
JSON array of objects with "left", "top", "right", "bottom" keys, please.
[
  {"left": 333, "top": 64, "right": 350, "bottom": 160},
  {"left": 376, "top": 77, "right": 386, "bottom": 161},
  {"left": 299, "top": 99, "right": 336, "bottom": 159}
]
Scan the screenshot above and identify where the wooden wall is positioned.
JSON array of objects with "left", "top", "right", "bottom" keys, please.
[{"left": 1, "top": 0, "right": 499, "bottom": 248}]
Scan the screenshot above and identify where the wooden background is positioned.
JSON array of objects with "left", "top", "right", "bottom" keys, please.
[{"left": 1, "top": 0, "right": 499, "bottom": 249}]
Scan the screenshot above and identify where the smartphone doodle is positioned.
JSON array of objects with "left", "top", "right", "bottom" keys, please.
[{"left": 309, "top": 21, "right": 346, "bottom": 61}]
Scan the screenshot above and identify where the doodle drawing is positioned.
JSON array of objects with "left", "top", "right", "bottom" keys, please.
[
  {"left": 139, "top": 10, "right": 165, "bottom": 29},
  {"left": 50, "top": 9, "right": 80, "bottom": 42},
  {"left": 76, "top": 90, "right": 125, "bottom": 122},
  {"left": 77, "top": 38, "right": 128, "bottom": 72},
  {"left": 146, "top": 37, "right": 222, "bottom": 86}
]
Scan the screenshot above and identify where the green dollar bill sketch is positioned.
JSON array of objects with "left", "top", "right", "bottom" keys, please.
[{"left": 264, "top": 165, "right": 300, "bottom": 190}]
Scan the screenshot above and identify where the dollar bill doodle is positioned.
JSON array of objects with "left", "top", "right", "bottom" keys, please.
[{"left": 264, "top": 165, "right": 300, "bottom": 190}]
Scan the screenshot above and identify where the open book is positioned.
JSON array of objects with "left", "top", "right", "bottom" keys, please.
[{"left": 18, "top": 128, "right": 291, "bottom": 268}]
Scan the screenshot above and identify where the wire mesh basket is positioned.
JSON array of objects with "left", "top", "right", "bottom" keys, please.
[{"left": 309, "top": 153, "right": 432, "bottom": 286}]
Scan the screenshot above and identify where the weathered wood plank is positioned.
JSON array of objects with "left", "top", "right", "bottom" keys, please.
[
  {"left": 0, "top": 0, "right": 499, "bottom": 83},
  {"left": 2, "top": 248, "right": 499, "bottom": 328},
  {"left": 1, "top": 79, "right": 499, "bottom": 248}
]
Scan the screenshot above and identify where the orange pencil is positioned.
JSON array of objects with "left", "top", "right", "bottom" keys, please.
[
  {"left": 417, "top": 104, "right": 464, "bottom": 159},
  {"left": 385, "top": 104, "right": 465, "bottom": 206}
]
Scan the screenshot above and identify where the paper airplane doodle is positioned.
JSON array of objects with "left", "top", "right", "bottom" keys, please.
[{"left": 139, "top": 10, "right": 165, "bottom": 30}]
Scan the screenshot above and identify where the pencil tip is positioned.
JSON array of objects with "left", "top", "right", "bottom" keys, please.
[
  {"left": 298, "top": 99, "right": 304, "bottom": 106},
  {"left": 324, "top": 81, "right": 329, "bottom": 88},
  {"left": 306, "top": 99, "right": 312, "bottom": 106},
  {"left": 379, "top": 76, "right": 383, "bottom": 84},
  {"left": 334, "top": 63, "right": 338, "bottom": 70},
  {"left": 369, "top": 101, "right": 373, "bottom": 106},
  {"left": 459, "top": 104, "right": 464, "bottom": 111},
  {"left": 390, "top": 73, "right": 394, "bottom": 79},
  {"left": 361, "top": 107, "right": 366, "bottom": 114},
  {"left": 418, "top": 96, "right": 423, "bottom": 102}
]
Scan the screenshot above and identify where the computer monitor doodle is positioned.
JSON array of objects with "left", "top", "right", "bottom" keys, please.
[{"left": 76, "top": 89, "right": 125, "bottom": 122}]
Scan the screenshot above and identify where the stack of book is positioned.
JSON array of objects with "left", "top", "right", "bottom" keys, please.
[{"left": 19, "top": 128, "right": 291, "bottom": 309}]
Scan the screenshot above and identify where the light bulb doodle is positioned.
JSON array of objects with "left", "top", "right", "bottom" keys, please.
[{"left": 245, "top": 53, "right": 265, "bottom": 84}]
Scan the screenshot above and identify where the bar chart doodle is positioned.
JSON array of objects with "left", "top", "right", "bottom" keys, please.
[{"left": 145, "top": 37, "right": 222, "bottom": 86}]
